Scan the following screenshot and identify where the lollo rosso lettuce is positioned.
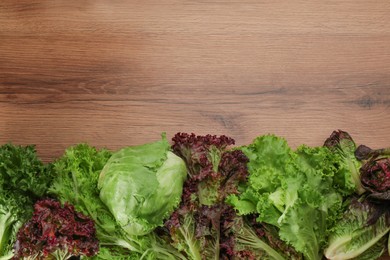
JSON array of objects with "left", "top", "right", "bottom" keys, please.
[
  {"left": 163, "top": 133, "right": 299, "bottom": 260},
  {"left": 13, "top": 198, "right": 99, "bottom": 259},
  {"left": 163, "top": 133, "right": 245, "bottom": 259},
  {"left": 98, "top": 134, "right": 187, "bottom": 237},
  {"left": 164, "top": 133, "right": 242, "bottom": 259}
]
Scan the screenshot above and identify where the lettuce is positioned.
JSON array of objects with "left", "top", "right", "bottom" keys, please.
[
  {"left": 48, "top": 144, "right": 136, "bottom": 255},
  {"left": 358, "top": 145, "right": 390, "bottom": 201},
  {"left": 325, "top": 139, "right": 390, "bottom": 260},
  {"left": 0, "top": 195, "right": 27, "bottom": 260},
  {"left": 165, "top": 133, "right": 248, "bottom": 259},
  {"left": 50, "top": 141, "right": 188, "bottom": 259},
  {"left": 50, "top": 144, "right": 150, "bottom": 258},
  {"left": 324, "top": 197, "right": 390, "bottom": 259},
  {"left": 324, "top": 130, "right": 364, "bottom": 195},
  {"left": 227, "top": 135, "right": 354, "bottom": 260},
  {"left": 13, "top": 198, "right": 99, "bottom": 259},
  {"left": 0, "top": 144, "right": 52, "bottom": 259},
  {"left": 0, "top": 144, "right": 53, "bottom": 199},
  {"left": 98, "top": 134, "right": 187, "bottom": 236},
  {"left": 223, "top": 214, "right": 302, "bottom": 260},
  {"left": 164, "top": 133, "right": 299, "bottom": 259}
]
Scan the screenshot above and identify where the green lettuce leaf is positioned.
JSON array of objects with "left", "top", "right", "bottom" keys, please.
[
  {"left": 0, "top": 143, "right": 52, "bottom": 259},
  {"left": 227, "top": 135, "right": 352, "bottom": 260},
  {"left": 324, "top": 130, "right": 364, "bottom": 195},
  {"left": 0, "top": 144, "right": 53, "bottom": 198},
  {"left": 324, "top": 197, "right": 390, "bottom": 260},
  {"left": 0, "top": 195, "right": 28, "bottom": 260},
  {"left": 352, "top": 236, "right": 386, "bottom": 260}
]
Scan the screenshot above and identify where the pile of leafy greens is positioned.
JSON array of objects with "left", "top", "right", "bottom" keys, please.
[
  {"left": 49, "top": 136, "right": 187, "bottom": 259},
  {"left": 47, "top": 143, "right": 130, "bottom": 259},
  {"left": 0, "top": 144, "right": 53, "bottom": 260},
  {"left": 163, "top": 133, "right": 301, "bottom": 259},
  {"left": 324, "top": 139, "right": 390, "bottom": 260},
  {"left": 1, "top": 131, "right": 389, "bottom": 259},
  {"left": 227, "top": 134, "right": 357, "bottom": 260}
]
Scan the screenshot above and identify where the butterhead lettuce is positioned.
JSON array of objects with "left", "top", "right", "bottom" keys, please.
[{"left": 98, "top": 134, "right": 187, "bottom": 236}]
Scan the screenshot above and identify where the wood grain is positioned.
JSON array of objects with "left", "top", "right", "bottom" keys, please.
[
  {"left": 0, "top": 1, "right": 390, "bottom": 258},
  {"left": 2, "top": 1, "right": 390, "bottom": 161}
]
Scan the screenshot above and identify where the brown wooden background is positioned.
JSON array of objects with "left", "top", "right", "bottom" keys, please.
[
  {"left": 0, "top": 1, "right": 390, "bottom": 258},
  {"left": 1, "top": 1, "right": 390, "bottom": 161}
]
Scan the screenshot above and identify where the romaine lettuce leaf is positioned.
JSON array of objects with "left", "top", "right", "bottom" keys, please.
[{"left": 324, "top": 197, "right": 390, "bottom": 260}]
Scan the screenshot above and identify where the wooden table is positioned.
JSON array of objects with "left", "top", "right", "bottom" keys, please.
[
  {"left": 1, "top": 1, "right": 390, "bottom": 160},
  {"left": 1, "top": 1, "right": 389, "bottom": 258}
]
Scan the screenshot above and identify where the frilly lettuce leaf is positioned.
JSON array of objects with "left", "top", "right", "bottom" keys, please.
[
  {"left": 0, "top": 143, "right": 52, "bottom": 259},
  {"left": 227, "top": 135, "right": 353, "bottom": 260},
  {"left": 324, "top": 130, "right": 364, "bottom": 195},
  {"left": 49, "top": 143, "right": 186, "bottom": 259}
]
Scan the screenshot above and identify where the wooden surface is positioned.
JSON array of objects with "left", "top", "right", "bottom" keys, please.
[
  {"left": 0, "top": 1, "right": 390, "bottom": 258},
  {"left": 1, "top": 1, "right": 390, "bottom": 162}
]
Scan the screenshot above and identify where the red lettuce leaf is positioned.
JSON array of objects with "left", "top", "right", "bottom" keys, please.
[{"left": 13, "top": 198, "right": 99, "bottom": 259}]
